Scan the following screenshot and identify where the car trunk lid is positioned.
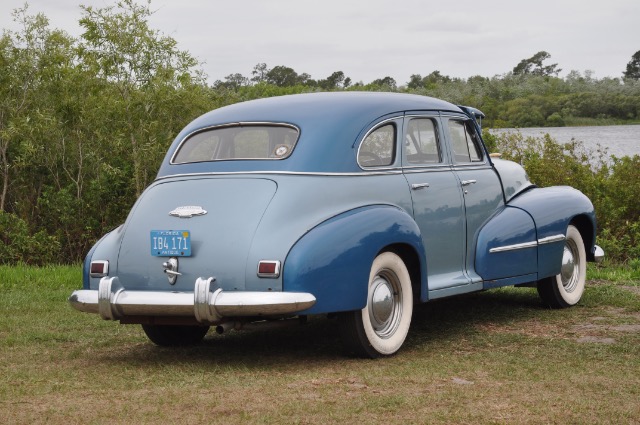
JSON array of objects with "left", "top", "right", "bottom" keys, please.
[{"left": 116, "top": 177, "right": 277, "bottom": 292}]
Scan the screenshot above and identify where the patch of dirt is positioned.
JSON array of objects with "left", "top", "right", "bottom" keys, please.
[
  {"left": 576, "top": 336, "right": 616, "bottom": 344},
  {"left": 472, "top": 304, "right": 639, "bottom": 346},
  {"left": 621, "top": 285, "right": 640, "bottom": 296}
]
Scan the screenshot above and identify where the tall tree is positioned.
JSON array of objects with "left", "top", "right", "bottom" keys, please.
[
  {"left": 78, "top": 0, "right": 203, "bottom": 196},
  {"left": 512, "top": 51, "right": 561, "bottom": 77},
  {"left": 265, "top": 65, "right": 301, "bottom": 87},
  {"left": 0, "top": 7, "right": 57, "bottom": 212},
  {"left": 251, "top": 63, "right": 269, "bottom": 83},
  {"left": 623, "top": 50, "right": 640, "bottom": 80},
  {"left": 370, "top": 76, "right": 397, "bottom": 89}
]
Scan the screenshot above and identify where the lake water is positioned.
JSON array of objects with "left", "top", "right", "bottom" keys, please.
[{"left": 490, "top": 125, "right": 640, "bottom": 159}]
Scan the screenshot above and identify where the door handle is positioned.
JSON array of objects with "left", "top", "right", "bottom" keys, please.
[
  {"left": 461, "top": 179, "right": 477, "bottom": 186},
  {"left": 411, "top": 183, "right": 430, "bottom": 190}
]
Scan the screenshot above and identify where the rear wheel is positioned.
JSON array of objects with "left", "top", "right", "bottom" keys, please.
[
  {"left": 339, "top": 252, "right": 413, "bottom": 358},
  {"left": 537, "top": 225, "right": 586, "bottom": 308},
  {"left": 141, "top": 324, "right": 210, "bottom": 346}
]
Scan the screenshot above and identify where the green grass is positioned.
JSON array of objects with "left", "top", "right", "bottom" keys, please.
[{"left": 1, "top": 264, "right": 638, "bottom": 424}]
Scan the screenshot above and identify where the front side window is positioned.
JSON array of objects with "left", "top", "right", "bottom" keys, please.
[
  {"left": 358, "top": 124, "right": 396, "bottom": 167},
  {"left": 405, "top": 118, "right": 440, "bottom": 164},
  {"left": 172, "top": 124, "right": 299, "bottom": 164},
  {"left": 448, "top": 120, "right": 483, "bottom": 163}
]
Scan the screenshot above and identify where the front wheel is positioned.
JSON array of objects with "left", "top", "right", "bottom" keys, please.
[
  {"left": 537, "top": 225, "right": 586, "bottom": 308},
  {"left": 339, "top": 252, "right": 413, "bottom": 358},
  {"left": 141, "top": 324, "right": 210, "bottom": 346}
]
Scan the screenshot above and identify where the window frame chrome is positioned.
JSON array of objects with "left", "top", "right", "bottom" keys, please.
[
  {"left": 169, "top": 122, "right": 301, "bottom": 165},
  {"left": 356, "top": 117, "right": 402, "bottom": 171}
]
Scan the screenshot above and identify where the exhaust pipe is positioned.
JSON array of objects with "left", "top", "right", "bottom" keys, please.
[{"left": 215, "top": 317, "right": 306, "bottom": 334}]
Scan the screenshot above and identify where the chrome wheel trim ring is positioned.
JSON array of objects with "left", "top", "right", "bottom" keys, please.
[
  {"left": 368, "top": 269, "right": 402, "bottom": 339},
  {"left": 561, "top": 239, "right": 580, "bottom": 293}
]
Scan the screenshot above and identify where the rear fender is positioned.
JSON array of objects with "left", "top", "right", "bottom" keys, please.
[
  {"left": 283, "top": 205, "right": 426, "bottom": 314},
  {"left": 83, "top": 225, "right": 123, "bottom": 289}
]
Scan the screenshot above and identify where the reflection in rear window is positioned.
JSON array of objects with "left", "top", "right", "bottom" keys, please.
[{"left": 172, "top": 124, "right": 299, "bottom": 164}]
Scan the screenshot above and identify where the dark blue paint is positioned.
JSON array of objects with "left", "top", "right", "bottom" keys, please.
[
  {"left": 283, "top": 205, "right": 426, "bottom": 314},
  {"left": 475, "top": 206, "right": 537, "bottom": 280},
  {"left": 509, "top": 186, "right": 596, "bottom": 278}
]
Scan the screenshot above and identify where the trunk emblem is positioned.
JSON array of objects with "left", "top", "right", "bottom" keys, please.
[{"left": 169, "top": 206, "right": 207, "bottom": 218}]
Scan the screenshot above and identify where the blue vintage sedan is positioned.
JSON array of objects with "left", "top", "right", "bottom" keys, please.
[{"left": 69, "top": 92, "right": 604, "bottom": 358}]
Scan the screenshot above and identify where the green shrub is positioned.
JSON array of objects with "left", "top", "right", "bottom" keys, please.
[
  {"left": 0, "top": 211, "right": 61, "bottom": 265},
  {"left": 494, "top": 132, "right": 639, "bottom": 263}
]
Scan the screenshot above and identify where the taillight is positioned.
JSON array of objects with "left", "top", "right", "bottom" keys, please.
[
  {"left": 257, "top": 260, "right": 280, "bottom": 278},
  {"left": 90, "top": 260, "right": 109, "bottom": 277}
]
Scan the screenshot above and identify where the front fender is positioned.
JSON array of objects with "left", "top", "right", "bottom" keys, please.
[
  {"left": 283, "top": 205, "right": 426, "bottom": 314},
  {"left": 509, "top": 186, "right": 596, "bottom": 279}
]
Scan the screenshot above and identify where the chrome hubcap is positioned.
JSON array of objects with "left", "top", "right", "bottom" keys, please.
[
  {"left": 560, "top": 240, "right": 579, "bottom": 292},
  {"left": 368, "top": 270, "right": 402, "bottom": 338}
]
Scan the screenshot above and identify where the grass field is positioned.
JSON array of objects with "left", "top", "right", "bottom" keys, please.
[{"left": 0, "top": 264, "right": 638, "bottom": 424}]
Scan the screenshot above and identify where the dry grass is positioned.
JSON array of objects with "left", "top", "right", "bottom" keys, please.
[{"left": 0, "top": 266, "right": 638, "bottom": 424}]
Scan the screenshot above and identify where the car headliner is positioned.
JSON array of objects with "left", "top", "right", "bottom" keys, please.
[{"left": 157, "top": 92, "right": 463, "bottom": 176}]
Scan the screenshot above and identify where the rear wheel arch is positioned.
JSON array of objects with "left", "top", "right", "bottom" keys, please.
[
  {"left": 283, "top": 205, "right": 426, "bottom": 314},
  {"left": 381, "top": 243, "right": 423, "bottom": 302}
]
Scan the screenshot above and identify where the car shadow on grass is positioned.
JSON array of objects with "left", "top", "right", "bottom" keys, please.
[{"left": 93, "top": 287, "right": 551, "bottom": 367}]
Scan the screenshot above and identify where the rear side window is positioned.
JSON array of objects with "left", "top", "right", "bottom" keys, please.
[
  {"left": 448, "top": 120, "right": 483, "bottom": 163},
  {"left": 405, "top": 118, "right": 440, "bottom": 164},
  {"left": 358, "top": 124, "right": 396, "bottom": 167},
  {"left": 172, "top": 124, "right": 299, "bottom": 163}
]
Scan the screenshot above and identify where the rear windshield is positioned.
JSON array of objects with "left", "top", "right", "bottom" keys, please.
[{"left": 171, "top": 124, "right": 300, "bottom": 164}]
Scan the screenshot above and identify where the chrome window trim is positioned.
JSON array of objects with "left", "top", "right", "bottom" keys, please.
[
  {"left": 445, "top": 117, "right": 487, "bottom": 166},
  {"left": 451, "top": 165, "right": 492, "bottom": 171},
  {"left": 169, "top": 122, "right": 301, "bottom": 165},
  {"left": 402, "top": 165, "right": 452, "bottom": 173},
  {"left": 403, "top": 116, "right": 443, "bottom": 165},
  {"left": 356, "top": 117, "right": 401, "bottom": 171}
]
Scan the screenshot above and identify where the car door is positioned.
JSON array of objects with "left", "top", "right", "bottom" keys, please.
[
  {"left": 443, "top": 116, "right": 505, "bottom": 282},
  {"left": 401, "top": 116, "right": 469, "bottom": 291}
]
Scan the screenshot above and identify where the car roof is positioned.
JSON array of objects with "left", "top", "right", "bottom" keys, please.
[{"left": 158, "top": 92, "right": 464, "bottom": 176}]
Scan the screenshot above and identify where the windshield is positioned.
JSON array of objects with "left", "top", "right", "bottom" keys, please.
[{"left": 172, "top": 124, "right": 300, "bottom": 164}]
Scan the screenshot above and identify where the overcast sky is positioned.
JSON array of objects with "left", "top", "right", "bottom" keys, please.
[{"left": 2, "top": 0, "right": 639, "bottom": 85}]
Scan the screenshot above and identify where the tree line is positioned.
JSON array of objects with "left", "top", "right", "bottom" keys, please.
[{"left": 1, "top": 0, "right": 639, "bottom": 264}]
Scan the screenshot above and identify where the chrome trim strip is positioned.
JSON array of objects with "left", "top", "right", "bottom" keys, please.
[
  {"left": 156, "top": 170, "right": 404, "bottom": 180},
  {"left": 489, "top": 241, "right": 537, "bottom": 253},
  {"left": 538, "top": 234, "right": 566, "bottom": 245},
  {"left": 402, "top": 165, "right": 451, "bottom": 172},
  {"left": 451, "top": 165, "right": 491, "bottom": 171},
  {"left": 489, "top": 234, "right": 567, "bottom": 254},
  {"left": 69, "top": 276, "right": 317, "bottom": 324}
]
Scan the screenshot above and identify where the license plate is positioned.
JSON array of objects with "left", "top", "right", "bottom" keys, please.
[{"left": 150, "top": 230, "right": 192, "bottom": 257}]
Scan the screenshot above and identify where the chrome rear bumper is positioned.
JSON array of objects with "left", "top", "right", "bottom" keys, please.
[{"left": 69, "top": 276, "right": 316, "bottom": 324}]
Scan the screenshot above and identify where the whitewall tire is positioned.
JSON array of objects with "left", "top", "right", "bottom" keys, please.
[
  {"left": 537, "top": 225, "right": 586, "bottom": 308},
  {"left": 339, "top": 252, "right": 413, "bottom": 358}
]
